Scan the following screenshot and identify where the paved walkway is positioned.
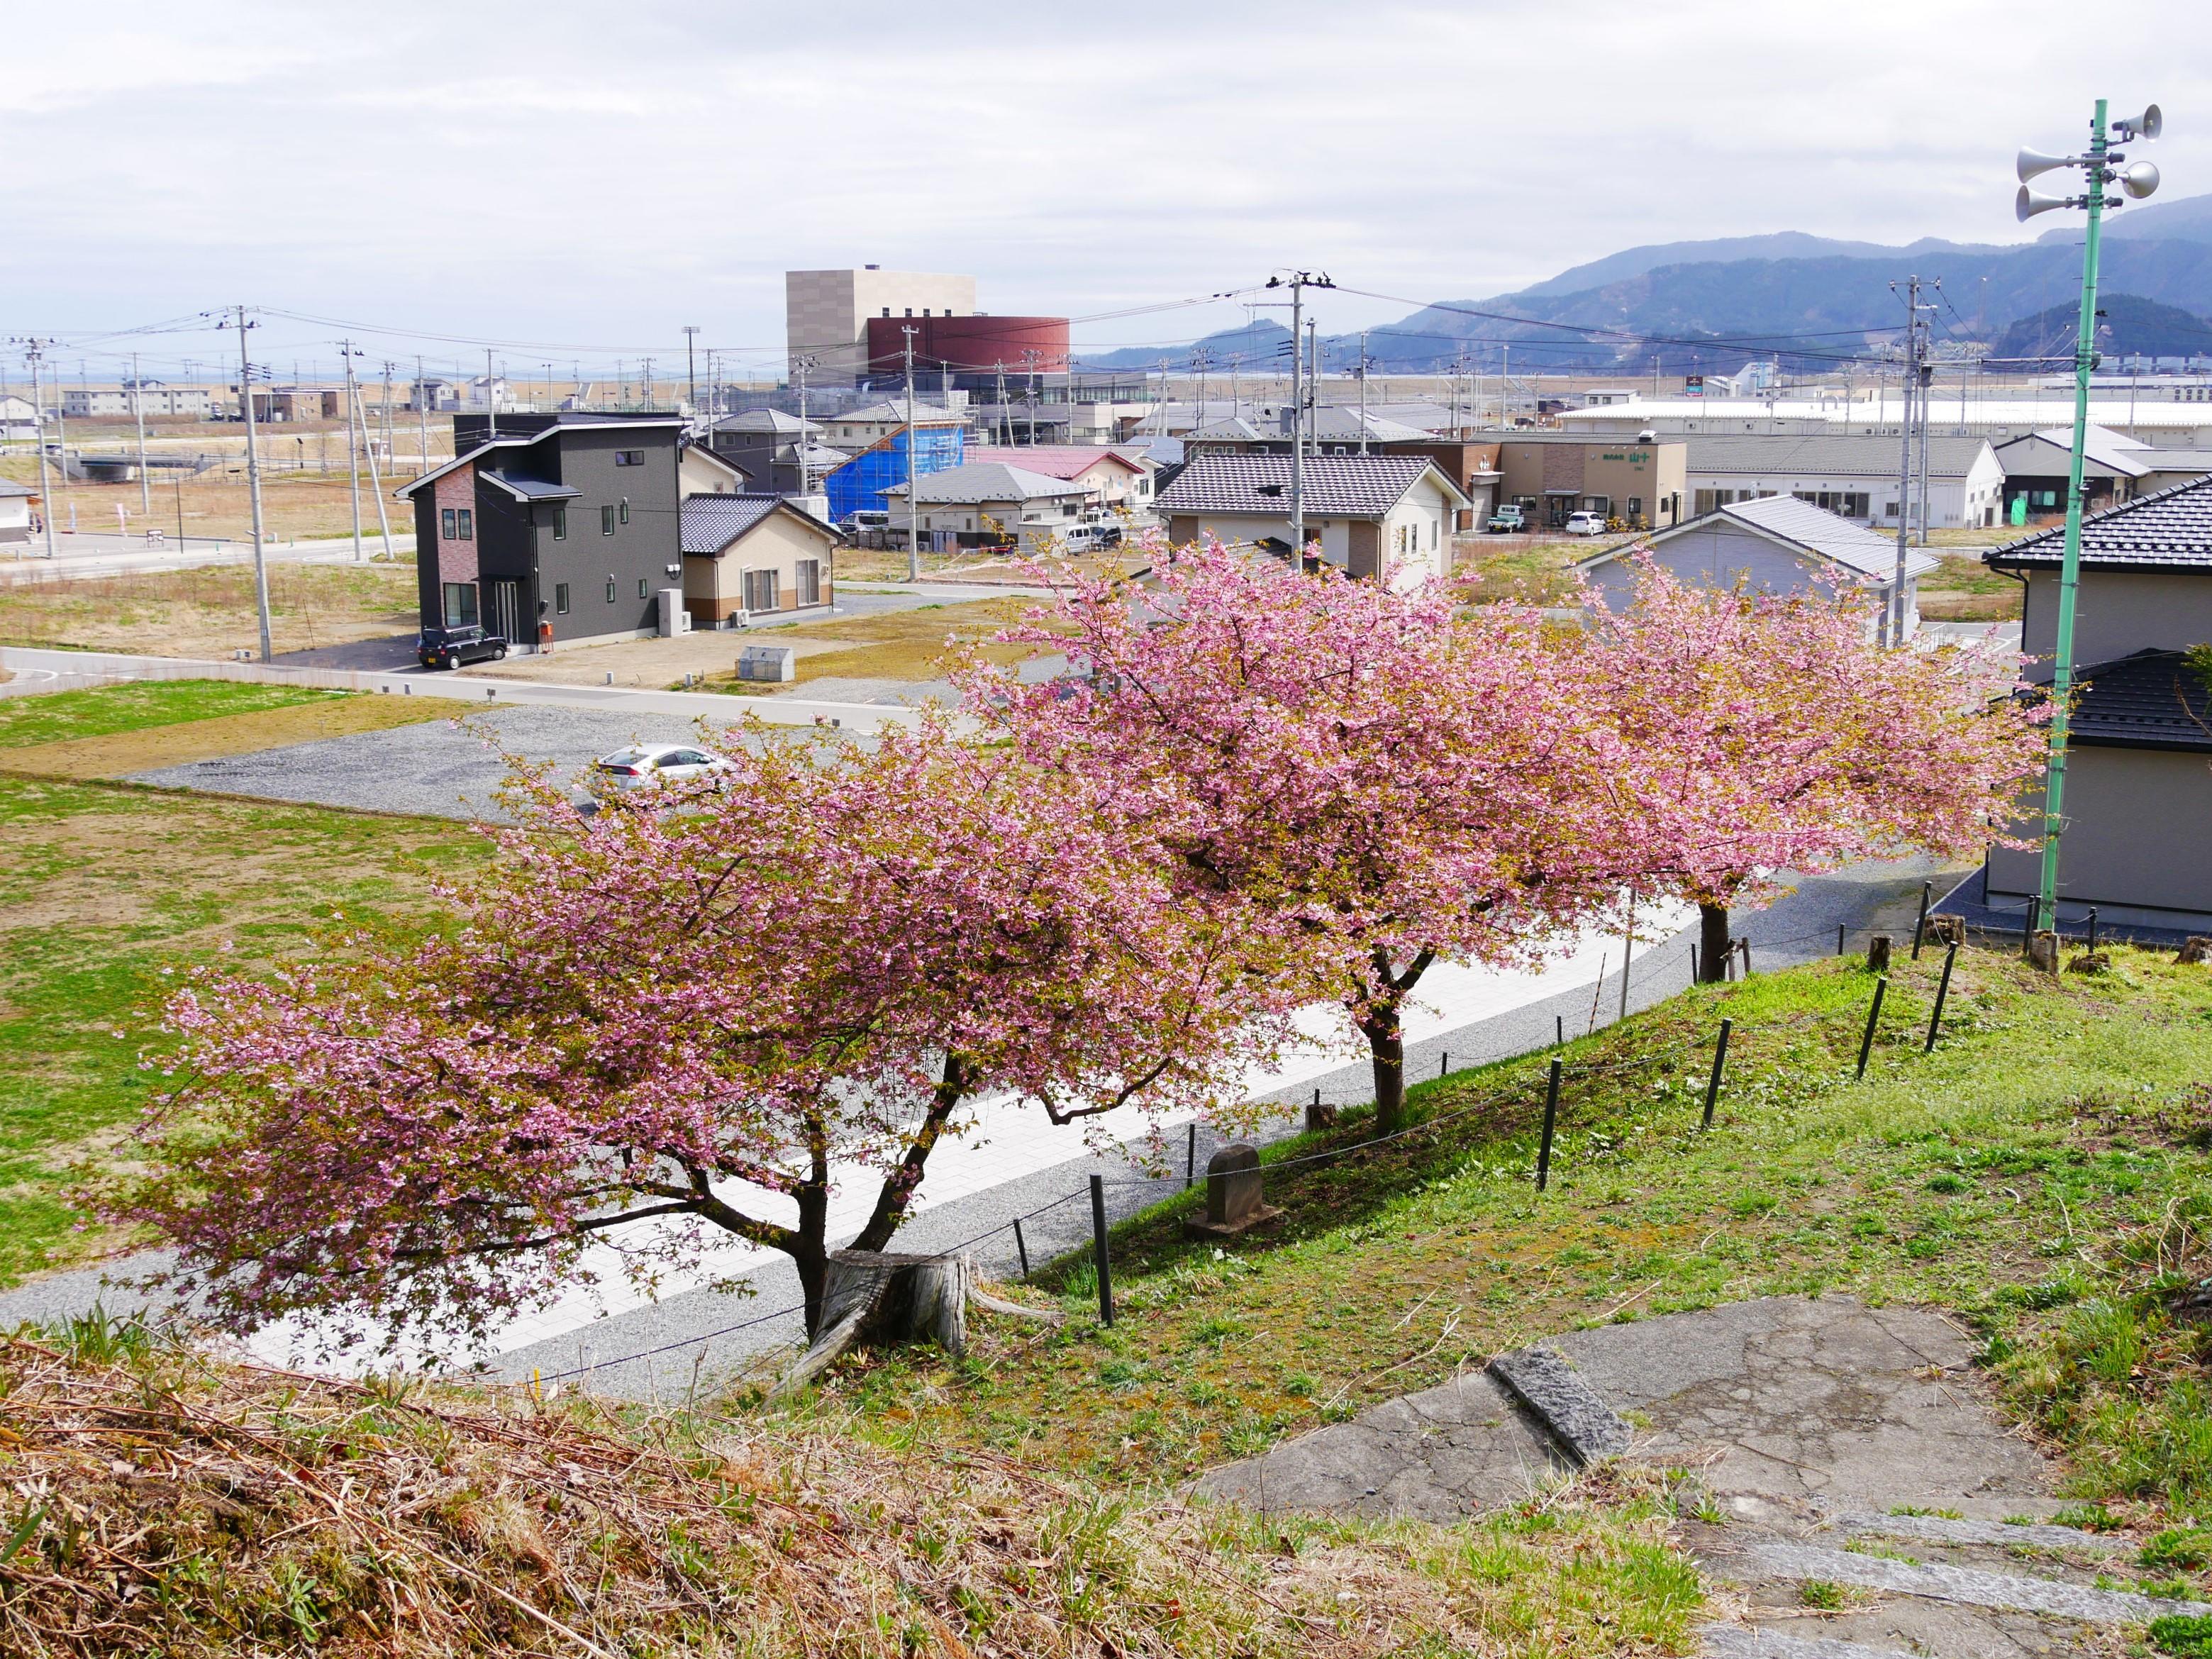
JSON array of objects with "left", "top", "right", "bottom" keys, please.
[{"left": 1200, "top": 1294, "right": 2196, "bottom": 1658}]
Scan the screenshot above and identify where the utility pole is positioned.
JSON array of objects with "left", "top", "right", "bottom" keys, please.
[
  {"left": 130, "top": 351, "right": 150, "bottom": 514},
  {"left": 792, "top": 353, "right": 816, "bottom": 498},
  {"left": 340, "top": 342, "right": 364, "bottom": 562},
  {"left": 1264, "top": 271, "right": 1333, "bottom": 563},
  {"left": 379, "top": 360, "right": 396, "bottom": 476},
  {"left": 485, "top": 348, "right": 497, "bottom": 440},
  {"left": 357, "top": 373, "right": 396, "bottom": 562},
  {"left": 416, "top": 353, "right": 429, "bottom": 471},
  {"left": 1884, "top": 276, "right": 1923, "bottom": 647},
  {"left": 682, "top": 325, "right": 700, "bottom": 415},
  {"left": 904, "top": 325, "right": 921, "bottom": 579},
  {"left": 1357, "top": 330, "right": 1369, "bottom": 453},
  {"left": 22, "top": 340, "right": 56, "bottom": 559},
  {"left": 2013, "top": 96, "right": 2163, "bottom": 923},
  {"left": 230, "top": 306, "right": 273, "bottom": 662}
]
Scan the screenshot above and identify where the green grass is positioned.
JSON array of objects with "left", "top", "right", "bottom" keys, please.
[
  {"left": 0, "top": 775, "right": 479, "bottom": 1282},
  {"left": 789, "top": 945, "right": 2212, "bottom": 1524},
  {"left": 0, "top": 679, "right": 344, "bottom": 749}
]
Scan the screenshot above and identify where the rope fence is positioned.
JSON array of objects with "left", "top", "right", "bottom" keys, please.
[{"left": 518, "top": 931, "right": 1990, "bottom": 1385}]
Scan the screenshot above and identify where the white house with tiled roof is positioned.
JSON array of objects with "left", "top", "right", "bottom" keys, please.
[{"left": 1157, "top": 454, "right": 1468, "bottom": 588}]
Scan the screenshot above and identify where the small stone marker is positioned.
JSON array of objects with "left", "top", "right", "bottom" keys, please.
[
  {"left": 1185, "top": 1142, "right": 1281, "bottom": 1238},
  {"left": 1865, "top": 933, "right": 1892, "bottom": 973},
  {"left": 1304, "top": 1099, "right": 1338, "bottom": 1133},
  {"left": 2067, "top": 950, "right": 2111, "bottom": 975},
  {"left": 1487, "top": 1345, "right": 1634, "bottom": 1464},
  {"left": 2028, "top": 930, "right": 2060, "bottom": 974},
  {"left": 2179, "top": 936, "right": 2212, "bottom": 965},
  {"left": 1925, "top": 913, "right": 1966, "bottom": 946}
]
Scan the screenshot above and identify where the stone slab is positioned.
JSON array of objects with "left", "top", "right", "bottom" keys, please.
[
  {"left": 1741, "top": 1539, "right": 2212, "bottom": 1626},
  {"left": 1699, "top": 1624, "right": 1921, "bottom": 1659},
  {"left": 1838, "top": 1511, "right": 2135, "bottom": 1557},
  {"left": 1487, "top": 1344, "right": 1635, "bottom": 1463},
  {"left": 1192, "top": 1366, "right": 1572, "bottom": 1521}
]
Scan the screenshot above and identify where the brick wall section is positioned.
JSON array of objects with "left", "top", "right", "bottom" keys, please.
[
  {"left": 1540, "top": 445, "right": 1586, "bottom": 495},
  {"left": 432, "top": 464, "right": 478, "bottom": 586}
]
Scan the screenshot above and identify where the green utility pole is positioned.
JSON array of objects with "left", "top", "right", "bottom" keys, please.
[{"left": 2035, "top": 99, "right": 2111, "bottom": 921}]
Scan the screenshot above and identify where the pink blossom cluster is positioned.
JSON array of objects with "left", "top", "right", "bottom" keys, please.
[{"left": 108, "top": 538, "right": 2042, "bottom": 1343}]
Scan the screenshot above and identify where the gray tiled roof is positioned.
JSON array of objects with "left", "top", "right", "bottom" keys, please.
[
  {"left": 1157, "top": 453, "right": 1455, "bottom": 518},
  {"left": 1656, "top": 492, "right": 1938, "bottom": 581},
  {"left": 680, "top": 493, "right": 830, "bottom": 554},
  {"left": 821, "top": 400, "right": 965, "bottom": 426},
  {"left": 713, "top": 409, "right": 817, "bottom": 435},
  {"left": 882, "top": 462, "right": 1086, "bottom": 504},
  {"left": 1987, "top": 473, "right": 2212, "bottom": 571},
  {"left": 2067, "top": 649, "right": 2212, "bottom": 753},
  {"left": 1683, "top": 432, "right": 1995, "bottom": 479}
]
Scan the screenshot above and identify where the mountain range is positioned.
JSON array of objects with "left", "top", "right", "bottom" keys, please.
[{"left": 1082, "top": 192, "right": 2212, "bottom": 377}]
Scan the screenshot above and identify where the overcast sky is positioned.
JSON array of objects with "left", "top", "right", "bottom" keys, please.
[{"left": 6, "top": 0, "right": 2206, "bottom": 383}]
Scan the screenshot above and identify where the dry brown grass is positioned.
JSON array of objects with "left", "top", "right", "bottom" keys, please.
[
  {"left": 0, "top": 695, "right": 450, "bottom": 781},
  {"left": 719, "top": 597, "right": 1060, "bottom": 692},
  {"left": 0, "top": 1325, "right": 1702, "bottom": 1657},
  {"left": 2, "top": 456, "right": 433, "bottom": 545},
  {"left": 0, "top": 562, "right": 418, "bottom": 658}
]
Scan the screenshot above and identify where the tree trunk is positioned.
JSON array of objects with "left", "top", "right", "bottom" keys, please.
[
  {"left": 1364, "top": 1012, "right": 1406, "bottom": 1136},
  {"left": 1698, "top": 901, "right": 1732, "bottom": 984},
  {"left": 772, "top": 1250, "right": 972, "bottom": 1398}
]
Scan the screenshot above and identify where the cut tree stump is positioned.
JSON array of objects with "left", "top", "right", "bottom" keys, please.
[{"left": 771, "top": 1250, "right": 1060, "bottom": 1397}]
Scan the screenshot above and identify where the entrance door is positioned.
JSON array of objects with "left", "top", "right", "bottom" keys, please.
[{"left": 487, "top": 579, "right": 521, "bottom": 646}]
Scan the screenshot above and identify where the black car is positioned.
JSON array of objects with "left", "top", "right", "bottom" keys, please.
[{"left": 418, "top": 625, "right": 509, "bottom": 670}]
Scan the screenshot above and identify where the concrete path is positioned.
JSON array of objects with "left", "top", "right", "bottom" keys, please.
[{"left": 1199, "top": 1294, "right": 2191, "bottom": 1656}]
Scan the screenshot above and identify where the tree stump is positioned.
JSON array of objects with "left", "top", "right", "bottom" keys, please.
[
  {"left": 2179, "top": 937, "right": 2212, "bottom": 966},
  {"left": 2028, "top": 930, "right": 2060, "bottom": 975},
  {"left": 1925, "top": 914, "right": 1966, "bottom": 947},
  {"left": 771, "top": 1250, "right": 1059, "bottom": 1397},
  {"left": 1864, "top": 933, "right": 1893, "bottom": 974}
]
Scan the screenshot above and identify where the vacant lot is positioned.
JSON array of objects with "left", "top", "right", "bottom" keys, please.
[
  {"left": 718, "top": 595, "right": 1055, "bottom": 693},
  {"left": 0, "top": 560, "right": 418, "bottom": 658},
  {"left": 1919, "top": 550, "right": 2025, "bottom": 621},
  {"left": 0, "top": 682, "right": 482, "bottom": 1282}
]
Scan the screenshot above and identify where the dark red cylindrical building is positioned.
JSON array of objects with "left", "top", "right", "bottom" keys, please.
[{"left": 862, "top": 315, "right": 1069, "bottom": 381}]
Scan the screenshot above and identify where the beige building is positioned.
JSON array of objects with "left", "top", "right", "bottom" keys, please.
[
  {"left": 680, "top": 495, "right": 838, "bottom": 626},
  {"left": 786, "top": 268, "right": 978, "bottom": 383},
  {"left": 1487, "top": 431, "right": 1688, "bottom": 532}
]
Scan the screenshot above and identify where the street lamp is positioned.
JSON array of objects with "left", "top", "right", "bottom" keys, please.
[{"left": 2012, "top": 99, "right": 2162, "bottom": 930}]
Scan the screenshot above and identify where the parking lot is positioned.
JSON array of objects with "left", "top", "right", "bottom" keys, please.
[{"left": 130, "top": 701, "right": 772, "bottom": 821}]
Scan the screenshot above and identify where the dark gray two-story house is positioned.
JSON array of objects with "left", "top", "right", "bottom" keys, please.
[{"left": 399, "top": 412, "right": 686, "bottom": 649}]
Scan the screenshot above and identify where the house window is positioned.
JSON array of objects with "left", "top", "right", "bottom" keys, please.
[
  {"left": 555, "top": 582, "right": 571, "bottom": 614},
  {"left": 601, "top": 505, "right": 615, "bottom": 535},
  {"left": 744, "top": 568, "right": 779, "bottom": 611},
  {"left": 606, "top": 577, "right": 617, "bottom": 604},
  {"left": 796, "top": 558, "right": 821, "bottom": 606},
  {"left": 552, "top": 505, "right": 567, "bottom": 539},
  {"left": 441, "top": 582, "right": 477, "bottom": 626},
  {"left": 618, "top": 498, "right": 629, "bottom": 525},
  {"left": 1627, "top": 496, "right": 1643, "bottom": 521},
  {"left": 638, "top": 577, "right": 649, "bottom": 599},
  {"left": 881, "top": 307, "right": 890, "bottom": 318},
  {"left": 614, "top": 449, "right": 644, "bottom": 467},
  {"left": 440, "top": 506, "right": 456, "bottom": 540}
]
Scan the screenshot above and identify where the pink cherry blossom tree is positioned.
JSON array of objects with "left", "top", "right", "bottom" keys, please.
[
  {"left": 110, "top": 716, "right": 1286, "bottom": 1345},
  {"left": 1582, "top": 559, "right": 2045, "bottom": 980},
  {"left": 974, "top": 538, "right": 1630, "bottom": 1135}
]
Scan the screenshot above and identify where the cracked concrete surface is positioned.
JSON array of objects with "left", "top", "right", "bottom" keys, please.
[{"left": 1198, "top": 1294, "right": 2054, "bottom": 1525}]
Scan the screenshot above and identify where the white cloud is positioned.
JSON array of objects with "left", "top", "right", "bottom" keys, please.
[{"left": 3, "top": 0, "right": 2205, "bottom": 380}]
